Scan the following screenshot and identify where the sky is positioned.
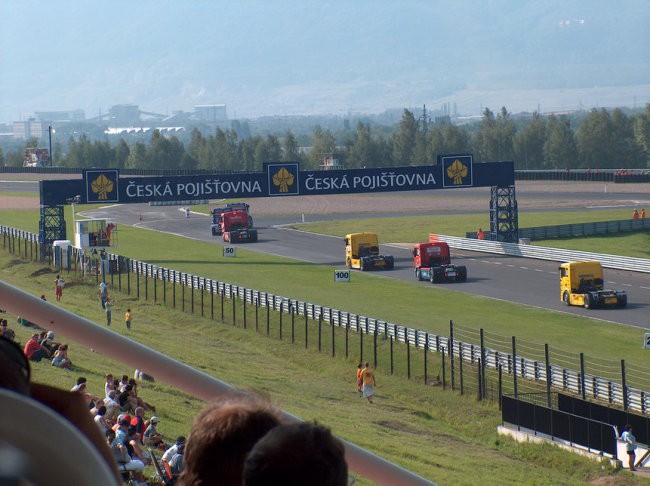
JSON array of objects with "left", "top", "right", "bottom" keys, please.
[{"left": 1, "top": 0, "right": 649, "bottom": 123}]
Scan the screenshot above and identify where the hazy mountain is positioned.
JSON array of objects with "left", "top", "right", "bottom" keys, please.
[{"left": 1, "top": 0, "right": 649, "bottom": 123}]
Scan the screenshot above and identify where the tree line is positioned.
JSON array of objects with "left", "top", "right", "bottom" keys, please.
[{"left": 2, "top": 105, "right": 649, "bottom": 171}]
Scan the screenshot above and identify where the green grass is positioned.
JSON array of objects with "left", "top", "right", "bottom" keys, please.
[{"left": 1, "top": 252, "right": 641, "bottom": 486}]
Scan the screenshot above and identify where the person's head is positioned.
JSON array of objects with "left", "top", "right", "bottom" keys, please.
[
  {"left": 175, "top": 436, "right": 186, "bottom": 446},
  {"left": 76, "top": 377, "right": 87, "bottom": 386},
  {"left": 0, "top": 335, "right": 31, "bottom": 395},
  {"left": 121, "top": 374, "right": 129, "bottom": 383},
  {"left": 105, "top": 373, "right": 113, "bottom": 382},
  {"left": 364, "top": 361, "right": 369, "bottom": 368},
  {"left": 625, "top": 424, "right": 633, "bottom": 432},
  {"left": 59, "top": 344, "right": 68, "bottom": 352},
  {"left": 108, "top": 390, "right": 117, "bottom": 399},
  {"left": 150, "top": 416, "right": 160, "bottom": 426},
  {"left": 357, "top": 363, "right": 362, "bottom": 369},
  {"left": 118, "top": 418, "right": 130, "bottom": 428},
  {"left": 135, "top": 406, "right": 144, "bottom": 417},
  {"left": 46, "top": 331, "right": 55, "bottom": 340},
  {"left": 30, "top": 333, "right": 39, "bottom": 341},
  {"left": 176, "top": 443, "right": 185, "bottom": 455},
  {"left": 243, "top": 422, "right": 348, "bottom": 486},
  {"left": 105, "top": 428, "right": 116, "bottom": 443},
  {"left": 40, "top": 294, "right": 46, "bottom": 300},
  {"left": 178, "top": 393, "right": 283, "bottom": 486},
  {"left": 97, "top": 405, "right": 107, "bottom": 416}
]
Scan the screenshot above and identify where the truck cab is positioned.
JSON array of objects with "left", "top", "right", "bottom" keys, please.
[
  {"left": 559, "top": 261, "right": 626, "bottom": 308},
  {"left": 221, "top": 210, "right": 258, "bottom": 243},
  {"left": 344, "top": 233, "right": 394, "bottom": 271},
  {"left": 211, "top": 202, "right": 253, "bottom": 236},
  {"left": 413, "top": 242, "right": 467, "bottom": 283}
]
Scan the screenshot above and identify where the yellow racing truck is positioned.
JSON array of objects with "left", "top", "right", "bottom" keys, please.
[
  {"left": 559, "top": 261, "right": 627, "bottom": 309},
  {"left": 344, "top": 233, "right": 394, "bottom": 271}
]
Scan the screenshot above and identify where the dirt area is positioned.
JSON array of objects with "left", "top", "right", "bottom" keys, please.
[{"left": 2, "top": 175, "right": 648, "bottom": 214}]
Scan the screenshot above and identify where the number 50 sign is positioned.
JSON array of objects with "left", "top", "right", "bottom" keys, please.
[{"left": 334, "top": 270, "right": 350, "bottom": 282}]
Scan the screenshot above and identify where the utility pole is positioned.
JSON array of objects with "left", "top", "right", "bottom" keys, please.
[{"left": 419, "top": 104, "right": 430, "bottom": 133}]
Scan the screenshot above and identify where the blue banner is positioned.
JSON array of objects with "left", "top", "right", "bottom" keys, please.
[{"left": 39, "top": 158, "right": 514, "bottom": 206}]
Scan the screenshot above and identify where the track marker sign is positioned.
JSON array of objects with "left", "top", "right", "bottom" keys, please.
[
  {"left": 223, "top": 246, "right": 236, "bottom": 258},
  {"left": 644, "top": 333, "right": 650, "bottom": 349},
  {"left": 334, "top": 269, "right": 350, "bottom": 282}
]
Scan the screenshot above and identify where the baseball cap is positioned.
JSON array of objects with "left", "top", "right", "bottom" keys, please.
[{"left": 150, "top": 416, "right": 160, "bottom": 423}]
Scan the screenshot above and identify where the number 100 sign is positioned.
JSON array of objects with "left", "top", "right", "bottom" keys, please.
[{"left": 334, "top": 270, "right": 350, "bottom": 282}]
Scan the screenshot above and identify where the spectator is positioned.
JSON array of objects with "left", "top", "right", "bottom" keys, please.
[
  {"left": 54, "top": 275, "right": 65, "bottom": 302},
  {"left": 71, "top": 377, "right": 100, "bottom": 408},
  {"left": 104, "top": 373, "right": 115, "bottom": 397},
  {"left": 125, "top": 308, "right": 132, "bottom": 330},
  {"left": 90, "top": 398, "right": 106, "bottom": 417},
  {"left": 126, "top": 424, "right": 149, "bottom": 465},
  {"left": 621, "top": 424, "right": 637, "bottom": 471},
  {"left": 243, "top": 422, "right": 348, "bottom": 486},
  {"left": 108, "top": 423, "right": 147, "bottom": 486},
  {"left": 143, "top": 416, "right": 166, "bottom": 449},
  {"left": 0, "top": 319, "right": 16, "bottom": 341},
  {"left": 41, "top": 330, "right": 60, "bottom": 354},
  {"left": 642, "top": 208, "right": 646, "bottom": 219},
  {"left": 118, "top": 384, "right": 138, "bottom": 412},
  {"left": 104, "top": 389, "right": 121, "bottom": 423},
  {"left": 51, "top": 343, "right": 72, "bottom": 369},
  {"left": 0, "top": 334, "right": 31, "bottom": 395},
  {"left": 23, "top": 333, "right": 51, "bottom": 362},
  {"left": 130, "top": 406, "right": 147, "bottom": 443},
  {"left": 105, "top": 297, "right": 114, "bottom": 326},
  {"left": 169, "top": 442, "right": 185, "bottom": 478},
  {"left": 99, "top": 281, "right": 108, "bottom": 309},
  {"left": 177, "top": 393, "right": 283, "bottom": 486},
  {"left": 477, "top": 228, "right": 486, "bottom": 240},
  {"left": 162, "top": 436, "right": 186, "bottom": 464},
  {"left": 632, "top": 209, "right": 639, "bottom": 219},
  {"left": 128, "top": 378, "right": 156, "bottom": 412},
  {"left": 361, "top": 361, "right": 376, "bottom": 404},
  {"left": 119, "top": 374, "right": 130, "bottom": 392},
  {"left": 356, "top": 363, "right": 363, "bottom": 396},
  {"left": 94, "top": 405, "right": 111, "bottom": 435}
]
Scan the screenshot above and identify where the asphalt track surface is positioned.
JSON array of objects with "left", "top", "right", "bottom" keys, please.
[
  {"left": 84, "top": 202, "right": 649, "bottom": 330},
  {"left": 3, "top": 180, "right": 649, "bottom": 329}
]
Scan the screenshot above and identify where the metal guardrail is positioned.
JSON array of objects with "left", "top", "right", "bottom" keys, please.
[
  {"left": 518, "top": 219, "right": 650, "bottom": 240},
  {"left": 3, "top": 225, "right": 650, "bottom": 417},
  {"left": 432, "top": 234, "right": 650, "bottom": 273}
]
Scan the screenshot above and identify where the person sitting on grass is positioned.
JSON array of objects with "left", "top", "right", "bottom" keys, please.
[
  {"left": 51, "top": 343, "right": 72, "bottom": 369},
  {"left": 23, "top": 333, "right": 51, "bottom": 362}
]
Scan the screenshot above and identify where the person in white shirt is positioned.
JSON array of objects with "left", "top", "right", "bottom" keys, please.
[{"left": 162, "top": 436, "right": 186, "bottom": 464}]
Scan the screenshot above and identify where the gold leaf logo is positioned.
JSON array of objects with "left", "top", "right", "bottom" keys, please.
[
  {"left": 446, "top": 159, "right": 468, "bottom": 185},
  {"left": 91, "top": 174, "right": 114, "bottom": 200},
  {"left": 272, "top": 167, "right": 294, "bottom": 193}
]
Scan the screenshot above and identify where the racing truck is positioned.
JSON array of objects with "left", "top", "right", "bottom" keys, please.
[
  {"left": 219, "top": 210, "right": 258, "bottom": 243},
  {"left": 413, "top": 242, "right": 467, "bottom": 283},
  {"left": 211, "top": 202, "right": 253, "bottom": 236},
  {"left": 559, "top": 261, "right": 627, "bottom": 308},
  {"left": 344, "top": 232, "right": 394, "bottom": 271}
]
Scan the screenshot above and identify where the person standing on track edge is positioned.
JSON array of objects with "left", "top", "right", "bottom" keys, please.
[
  {"left": 54, "top": 275, "right": 65, "bottom": 302},
  {"left": 361, "top": 362, "right": 376, "bottom": 404}
]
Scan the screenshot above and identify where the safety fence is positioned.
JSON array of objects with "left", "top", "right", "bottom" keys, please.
[
  {"left": 467, "top": 218, "right": 650, "bottom": 242},
  {"left": 3, "top": 225, "right": 650, "bottom": 417},
  {"left": 435, "top": 234, "right": 650, "bottom": 273}
]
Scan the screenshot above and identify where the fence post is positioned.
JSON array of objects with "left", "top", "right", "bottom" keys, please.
[
  {"left": 359, "top": 321, "right": 364, "bottom": 362},
  {"left": 255, "top": 294, "right": 260, "bottom": 332},
  {"left": 220, "top": 285, "right": 224, "bottom": 322},
  {"left": 580, "top": 352, "right": 586, "bottom": 400},
  {"left": 153, "top": 268, "right": 157, "bottom": 303},
  {"left": 424, "top": 333, "right": 428, "bottom": 385},
  {"left": 210, "top": 280, "right": 214, "bottom": 320},
  {"left": 290, "top": 301, "right": 295, "bottom": 343},
  {"left": 441, "top": 347, "right": 446, "bottom": 390},
  {"left": 331, "top": 313, "right": 335, "bottom": 358},
  {"left": 172, "top": 271, "right": 176, "bottom": 308},
  {"left": 144, "top": 265, "right": 148, "bottom": 301},
  {"left": 136, "top": 269, "right": 140, "bottom": 299},
  {"left": 318, "top": 313, "right": 322, "bottom": 352},
  {"left": 232, "top": 286, "right": 236, "bottom": 325},
  {"left": 459, "top": 341, "right": 464, "bottom": 395},
  {"left": 200, "top": 279, "right": 205, "bottom": 318},
  {"left": 279, "top": 300, "right": 283, "bottom": 339},
  {"left": 373, "top": 327, "right": 378, "bottom": 369},
  {"left": 181, "top": 274, "right": 186, "bottom": 312},
  {"left": 304, "top": 303, "right": 308, "bottom": 349},
  {"left": 266, "top": 294, "right": 271, "bottom": 335},
  {"left": 477, "top": 357, "right": 483, "bottom": 401},
  {"left": 406, "top": 332, "right": 411, "bottom": 380},
  {"left": 545, "top": 344, "right": 552, "bottom": 408},
  {"left": 480, "top": 328, "right": 486, "bottom": 397},
  {"left": 390, "top": 335, "right": 394, "bottom": 375},
  {"left": 512, "top": 336, "right": 518, "bottom": 399},
  {"left": 621, "top": 359, "right": 628, "bottom": 411},
  {"left": 498, "top": 363, "right": 503, "bottom": 409},
  {"left": 191, "top": 276, "right": 195, "bottom": 314}
]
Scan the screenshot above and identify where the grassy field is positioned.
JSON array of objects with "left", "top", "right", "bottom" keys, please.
[
  {"left": 1, "top": 206, "right": 649, "bottom": 484},
  {"left": 1, "top": 252, "right": 642, "bottom": 486}
]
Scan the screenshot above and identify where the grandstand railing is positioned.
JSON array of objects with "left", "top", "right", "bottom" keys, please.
[{"left": 3, "top": 225, "right": 649, "bottom": 419}]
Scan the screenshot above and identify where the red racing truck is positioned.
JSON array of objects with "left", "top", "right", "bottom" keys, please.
[
  {"left": 413, "top": 242, "right": 467, "bottom": 283},
  {"left": 211, "top": 202, "right": 253, "bottom": 236},
  {"left": 219, "top": 210, "right": 258, "bottom": 243}
]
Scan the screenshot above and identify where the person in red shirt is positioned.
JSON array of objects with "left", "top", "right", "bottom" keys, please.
[
  {"left": 23, "top": 333, "right": 51, "bottom": 362},
  {"left": 632, "top": 209, "right": 639, "bottom": 219},
  {"left": 477, "top": 228, "right": 486, "bottom": 240},
  {"left": 642, "top": 208, "right": 646, "bottom": 219}
]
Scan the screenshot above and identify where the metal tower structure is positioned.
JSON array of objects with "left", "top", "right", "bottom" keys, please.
[
  {"left": 38, "top": 205, "right": 66, "bottom": 256},
  {"left": 489, "top": 185, "right": 518, "bottom": 242}
]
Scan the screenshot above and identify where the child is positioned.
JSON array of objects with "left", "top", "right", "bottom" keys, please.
[{"left": 125, "top": 308, "right": 132, "bottom": 330}]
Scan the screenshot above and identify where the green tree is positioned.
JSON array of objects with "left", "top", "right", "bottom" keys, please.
[
  {"left": 114, "top": 139, "right": 130, "bottom": 169},
  {"left": 125, "top": 142, "right": 148, "bottom": 169},
  {"left": 345, "top": 122, "right": 380, "bottom": 168},
  {"left": 634, "top": 104, "right": 650, "bottom": 168},
  {"left": 282, "top": 131, "right": 300, "bottom": 161},
  {"left": 543, "top": 115, "right": 578, "bottom": 169},
  {"left": 513, "top": 112, "right": 546, "bottom": 169},
  {"left": 440, "top": 124, "right": 471, "bottom": 155},
  {"left": 392, "top": 109, "right": 418, "bottom": 165},
  {"left": 575, "top": 109, "right": 614, "bottom": 168},
  {"left": 308, "top": 126, "right": 336, "bottom": 169}
]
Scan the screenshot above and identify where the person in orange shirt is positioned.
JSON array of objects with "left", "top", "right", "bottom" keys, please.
[
  {"left": 356, "top": 363, "right": 363, "bottom": 396},
  {"left": 641, "top": 208, "right": 646, "bottom": 219},
  {"left": 477, "top": 228, "right": 486, "bottom": 240},
  {"left": 632, "top": 209, "right": 639, "bottom": 219},
  {"left": 361, "top": 362, "right": 376, "bottom": 404}
]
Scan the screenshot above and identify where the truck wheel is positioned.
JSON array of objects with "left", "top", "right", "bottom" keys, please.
[
  {"left": 584, "top": 294, "right": 592, "bottom": 309},
  {"left": 385, "top": 256, "right": 394, "bottom": 270},
  {"left": 346, "top": 258, "right": 351, "bottom": 269},
  {"left": 562, "top": 291, "right": 570, "bottom": 306},
  {"left": 430, "top": 267, "right": 443, "bottom": 284},
  {"left": 415, "top": 268, "right": 421, "bottom": 280},
  {"left": 360, "top": 259, "right": 366, "bottom": 271},
  {"left": 617, "top": 295, "right": 627, "bottom": 308},
  {"left": 456, "top": 266, "right": 467, "bottom": 282}
]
